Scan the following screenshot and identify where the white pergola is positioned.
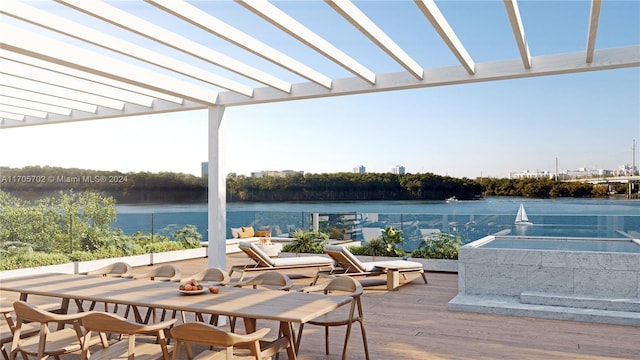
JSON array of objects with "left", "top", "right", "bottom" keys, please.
[{"left": 1, "top": 0, "right": 639, "bottom": 268}]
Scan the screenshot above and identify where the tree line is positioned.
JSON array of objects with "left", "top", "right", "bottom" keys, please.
[{"left": 1, "top": 166, "right": 614, "bottom": 203}]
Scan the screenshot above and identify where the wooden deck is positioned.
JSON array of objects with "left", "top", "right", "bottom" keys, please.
[
  {"left": 143, "top": 253, "right": 639, "bottom": 360},
  {"left": 6, "top": 254, "right": 637, "bottom": 360}
]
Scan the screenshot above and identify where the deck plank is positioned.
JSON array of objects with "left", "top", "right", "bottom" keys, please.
[{"left": 67, "top": 254, "right": 640, "bottom": 359}]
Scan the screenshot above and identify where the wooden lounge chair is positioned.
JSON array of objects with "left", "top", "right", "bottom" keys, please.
[
  {"left": 229, "top": 242, "right": 333, "bottom": 281},
  {"left": 314, "top": 244, "right": 428, "bottom": 290}
]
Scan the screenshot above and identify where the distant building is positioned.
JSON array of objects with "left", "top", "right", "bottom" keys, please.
[
  {"left": 392, "top": 165, "right": 405, "bottom": 175},
  {"left": 353, "top": 165, "right": 366, "bottom": 174},
  {"left": 251, "top": 170, "right": 304, "bottom": 178},
  {"left": 509, "top": 170, "right": 553, "bottom": 179}
]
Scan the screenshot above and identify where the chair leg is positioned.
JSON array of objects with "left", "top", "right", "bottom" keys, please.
[
  {"left": 325, "top": 326, "right": 330, "bottom": 355},
  {"left": 359, "top": 320, "right": 370, "bottom": 360},
  {"left": 341, "top": 322, "right": 354, "bottom": 360}
]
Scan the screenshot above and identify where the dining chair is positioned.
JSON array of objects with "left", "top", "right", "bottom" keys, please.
[
  {"left": 81, "top": 262, "right": 133, "bottom": 313},
  {"left": 230, "top": 271, "right": 293, "bottom": 332},
  {"left": 1, "top": 296, "right": 63, "bottom": 360},
  {"left": 181, "top": 268, "right": 230, "bottom": 325},
  {"left": 170, "top": 322, "right": 274, "bottom": 360},
  {"left": 296, "top": 277, "right": 370, "bottom": 360},
  {"left": 1, "top": 305, "right": 39, "bottom": 360},
  {"left": 124, "top": 264, "right": 182, "bottom": 324},
  {"left": 80, "top": 311, "right": 175, "bottom": 360},
  {"left": 128, "top": 264, "right": 182, "bottom": 281},
  {"left": 9, "top": 301, "right": 100, "bottom": 360},
  {"left": 82, "top": 261, "right": 133, "bottom": 278}
]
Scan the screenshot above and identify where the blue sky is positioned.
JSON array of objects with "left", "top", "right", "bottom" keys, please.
[{"left": 1, "top": 0, "right": 639, "bottom": 179}]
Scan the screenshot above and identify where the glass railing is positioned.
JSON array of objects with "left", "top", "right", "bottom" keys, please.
[{"left": 114, "top": 211, "right": 640, "bottom": 252}]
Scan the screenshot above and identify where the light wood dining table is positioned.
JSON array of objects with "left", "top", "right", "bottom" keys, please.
[{"left": 0, "top": 272, "right": 351, "bottom": 359}]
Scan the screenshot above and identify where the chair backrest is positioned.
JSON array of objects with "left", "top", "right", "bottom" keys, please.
[
  {"left": 135, "top": 264, "right": 181, "bottom": 281},
  {"left": 323, "top": 276, "right": 363, "bottom": 295},
  {"left": 235, "top": 271, "right": 293, "bottom": 291},
  {"left": 80, "top": 312, "right": 174, "bottom": 360},
  {"left": 12, "top": 301, "right": 88, "bottom": 359},
  {"left": 324, "top": 245, "right": 366, "bottom": 273},
  {"left": 239, "top": 241, "right": 276, "bottom": 267},
  {"left": 183, "top": 267, "right": 230, "bottom": 285},
  {"left": 85, "top": 262, "right": 132, "bottom": 277},
  {"left": 170, "top": 322, "right": 270, "bottom": 360}
]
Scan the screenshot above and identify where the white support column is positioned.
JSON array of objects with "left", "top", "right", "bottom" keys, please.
[{"left": 207, "top": 105, "right": 226, "bottom": 269}]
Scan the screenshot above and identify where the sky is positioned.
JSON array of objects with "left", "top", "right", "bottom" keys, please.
[{"left": 1, "top": 1, "right": 639, "bottom": 179}]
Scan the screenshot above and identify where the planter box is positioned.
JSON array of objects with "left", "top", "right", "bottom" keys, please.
[
  {"left": 1, "top": 263, "right": 76, "bottom": 280},
  {"left": 74, "top": 255, "right": 151, "bottom": 274},
  {"left": 0, "top": 248, "right": 208, "bottom": 280},
  {"left": 151, "top": 247, "right": 207, "bottom": 264}
]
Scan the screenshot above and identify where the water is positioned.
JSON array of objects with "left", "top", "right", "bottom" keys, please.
[{"left": 113, "top": 197, "right": 639, "bottom": 251}]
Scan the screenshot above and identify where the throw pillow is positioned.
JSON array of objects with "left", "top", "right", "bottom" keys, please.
[
  {"left": 255, "top": 230, "right": 271, "bottom": 237},
  {"left": 230, "top": 227, "right": 243, "bottom": 239},
  {"left": 241, "top": 226, "right": 255, "bottom": 237}
]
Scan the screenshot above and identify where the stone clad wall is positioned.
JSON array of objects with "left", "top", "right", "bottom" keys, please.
[{"left": 458, "top": 239, "right": 640, "bottom": 299}]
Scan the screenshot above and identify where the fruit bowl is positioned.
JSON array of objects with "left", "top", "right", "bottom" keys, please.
[
  {"left": 178, "top": 288, "right": 207, "bottom": 295},
  {"left": 178, "top": 279, "right": 206, "bottom": 294}
]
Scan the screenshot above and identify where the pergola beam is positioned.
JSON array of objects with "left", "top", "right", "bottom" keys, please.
[
  {"left": 414, "top": 0, "right": 475, "bottom": 75},
  {"left": 586, "top": 0, "right": 602, "bottom": 63},
  {"left": 0, "top": 23, "right": 219, "bottom": 106},
  {"left": 237, "top": 0, "right": 377, "bottom": 85},
  {"left": 4, "top": 0, "right": 253, "bottom": 97},
  {"left": 218, "top": 46, "right": 640, "bottom": 106},
  {"left": 146, "top": 0, "right": 306, "bottom": 91},
  {"left": 504, "top": 0, "right": 532, "bottom": 69},
  {"left": 0, "top": 50, "right": 184, "bottom": 105},
  {"left": 327, "top": 0, "right": 423, "bottom": 79}
]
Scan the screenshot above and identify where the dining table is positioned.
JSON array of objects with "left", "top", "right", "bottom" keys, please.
[{"left": 0, "top": 272, "right": 351, "bottom": 359}]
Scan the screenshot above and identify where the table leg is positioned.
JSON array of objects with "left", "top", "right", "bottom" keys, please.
[
  {"left": 280, "top": 321, "right": 297, "bottom": 360},
  {"left": 387, "top": 269, "right": 399, "bottom": 291}
]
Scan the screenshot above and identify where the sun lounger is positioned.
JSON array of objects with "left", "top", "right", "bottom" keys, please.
[
  {"left": 315, "top": 244, "right": 428, "bottom": 290},
  {"left": 229, "top": 242, "right": 334, "bottom": 281}
]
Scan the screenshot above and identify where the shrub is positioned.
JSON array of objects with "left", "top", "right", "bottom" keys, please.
[
  {"left": 411, "top": 233, "right": 462, "bottom": 259},
  {"left": 174, "top": 225, "right": 203, "bottom": 248},
  {"left": 281, "top": 229, "right": 328, "bottom": 254},
  {"left": 349, "top": 226, "right": 407, "bottom": 257}
]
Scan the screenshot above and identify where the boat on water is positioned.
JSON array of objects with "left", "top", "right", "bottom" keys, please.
[
  {"left": 446, "top": 196, "right": 459, "bottom": 203},
  {"left": 515, "top": 203, "right": 533, "bottom": 225}
]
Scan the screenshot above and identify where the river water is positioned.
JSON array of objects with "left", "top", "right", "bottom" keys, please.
[{"left": 114, "top": 197, "right": 639, "bottom": 250}]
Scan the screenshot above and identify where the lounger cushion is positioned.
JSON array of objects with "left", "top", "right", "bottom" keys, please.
[
  {"left": 370, "top": 260, "right": 424, "bottom": 271},
  {"left": 325, "top": 245, "right": 424, "bottom": 272},
  {"left": 239, "top": 241, "right": 275, "bottom": 266},
  {"left": 272, "top": 256, "right": 333, "bottom": 267},
  {"left": 324, "top": 244, "right": 367, "bottom": 272}
]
